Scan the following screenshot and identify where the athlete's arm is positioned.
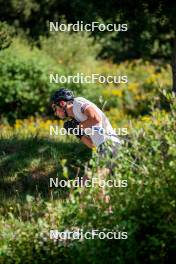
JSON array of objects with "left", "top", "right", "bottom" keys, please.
[
  {"left": 79, "top": 106, "right": 101, "bottom": 129},
  {"left": 81, "top": 135, "right": 95, "bottom": 149}
]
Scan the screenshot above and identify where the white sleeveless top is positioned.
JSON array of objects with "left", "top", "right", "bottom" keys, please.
[{"left": 72, "top": 97, "right": 121, "bottom": 147}]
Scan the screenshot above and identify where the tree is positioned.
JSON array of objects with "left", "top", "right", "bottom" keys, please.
[
  {"left": 1, "top": 0, "right": 176, "bottom": 92},
  {"left": 91, "top": 0, "right": 176, "bottom": 92}
]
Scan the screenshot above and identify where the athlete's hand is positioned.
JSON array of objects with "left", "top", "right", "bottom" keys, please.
[{"left": 64, "top": 119, "right": 84, "bottom": 139}]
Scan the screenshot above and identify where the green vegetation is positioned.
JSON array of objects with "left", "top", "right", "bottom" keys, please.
[
  {"left": 0, "top": 94, "right": 176, "bottom": 263},
  {"left": 0, "top": 36, "right": 172, "bottom": 122},
  {"left": 1, "top": 2, "right": 176, "bottom": 263}
]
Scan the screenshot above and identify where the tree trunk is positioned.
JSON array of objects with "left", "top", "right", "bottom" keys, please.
[{"left": 172, "top": 37, "right": 176, "bottom": 94}]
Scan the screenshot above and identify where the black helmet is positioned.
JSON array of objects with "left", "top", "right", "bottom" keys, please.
[{"left": 51, "top": 88, "right": 74, "bottom": 104}]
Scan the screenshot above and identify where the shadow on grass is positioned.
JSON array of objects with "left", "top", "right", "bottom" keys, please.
[{"left": 0, "top": 136, "right": 92, "bottom": 207}]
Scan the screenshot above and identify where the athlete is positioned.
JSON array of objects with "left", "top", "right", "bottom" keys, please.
[{"left": 51, "top": 88, "right": 121, "bottom": 157}]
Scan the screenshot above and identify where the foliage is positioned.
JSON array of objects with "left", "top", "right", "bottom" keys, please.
[
  {"left": 1, "top": 3, "right": 176, "bottom": 261},
  {"left": 1, "top": 1, "right": 176, "bottom": 63},
  {"left": 40, "top": 31, "right": 101, "bottom": 73},
  {"left": 0, "top": 38, "right": 58, "bottom": 121},
  {"left": 0, "top": 35, "right": 172, "bottom": 122},
  {"left": 0, "top": 35, "right": 102, "bottom": 121},
  {"left": 0, "top": 22, "right": 15, "bottom": 50},
  {"left": 0, "top": 93, "right": 176, "bottom": 263}
]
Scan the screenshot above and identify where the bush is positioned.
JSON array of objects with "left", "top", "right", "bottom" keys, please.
[
  {"left": 0, "top": 38, "right": 62, "bottom": 121},
  {"left": 40, "top": 31, "right": 101, "bottom": 73}
]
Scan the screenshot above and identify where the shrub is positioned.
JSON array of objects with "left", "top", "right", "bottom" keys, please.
[
  {"left": 0, "top": 38, "right": 61, "bottom": 121},
  {"left": 40, "top": 31, "right": 101, "bottom": 73}
]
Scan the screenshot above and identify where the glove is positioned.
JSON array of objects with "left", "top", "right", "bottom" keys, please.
[{"left": 64, "top": 119, "right": 84, "bottom": 139}]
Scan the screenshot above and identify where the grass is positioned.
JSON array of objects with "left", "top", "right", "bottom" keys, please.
[{"left": 0, "top": 134, "right": 91, "bottom": 217}]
